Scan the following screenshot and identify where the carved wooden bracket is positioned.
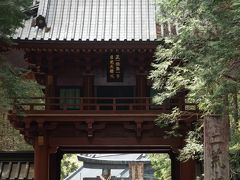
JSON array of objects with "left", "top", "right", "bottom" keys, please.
[
  {"left": 124, "top": 121, "right": 143, "bottom": 138},
  {"left": 75, "top": 121, "right": 106, "bottom": 138},
  {"left": 87, "top": 120, "right": 94, "bottom": 138},
  {"left": 20, "top": 120, "right": 36, "bottom": 145}
]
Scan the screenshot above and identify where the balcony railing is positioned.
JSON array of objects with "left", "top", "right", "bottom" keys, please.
[{"left": 11, "top": 97, "right": 198, "bottom": 113}]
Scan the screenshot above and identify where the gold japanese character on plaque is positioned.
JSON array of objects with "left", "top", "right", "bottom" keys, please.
[
  {"left": 109, "top": 65, "right": 114, "bottom": 69},
  {"left": 109, "top": 69, "right": 114, "bottom": 74},
  {"left": 115, "top": 62, "right": 120, "bottom": 66},
  {"left": 116, "top": 66, "right": 120, "bottom": 72},
  {"left": 110, "top": 60, "right": 114, "bottom": 65},
  {"left": 108, "top": 54, "right": 122, "bottom": 82},
  {"left": 110, "top": 74, "right": 115, "bottom": 79}
]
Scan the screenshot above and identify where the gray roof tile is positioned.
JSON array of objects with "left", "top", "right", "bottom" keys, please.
[
  {"left": 0, "top": 152, "right": 34, "bottom": 180},
  {"left": 14, "top": 0, "right": 161, "bottom": 41}
]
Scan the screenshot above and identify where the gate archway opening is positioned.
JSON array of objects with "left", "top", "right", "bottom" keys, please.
[{"left": 49, "top": 146, "right": 189, "bottom": 180}]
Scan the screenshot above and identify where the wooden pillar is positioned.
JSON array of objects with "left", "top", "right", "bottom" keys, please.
[
  {"left": 83, "top": 74, "right": 94, "bottom": 97},
  {"left": 49, "top": 150, "right": 62, "bottom": 180},
  {"left": 83, "top": 56, "right": 94, "bottom": 98},
  {"left": 136, "top": 73, "right": 147, "bottom": 110},
  {"left": 136, "top": 74, "right": 147, "bottom": 97},
  {"left": 170, "top": 152, "right": 180, "bottom": 180},
  {"left": 46, "top": 55, "right": 56, "bottom": 110},
  {"left": 204, "top": 115, "right": 229, "bottom": 180},
  {"left": 135, "top": 56, "right": 147, "bottom": 98},
  {"left": 129, "top": 162, "right": 144, "bottom": 180},
  {"left": 83, "top": 74, "right": 94, "bottom": 110},
  {"left": 179, "top": 160, "right": 195, "bottom": 180},
  {"left": 34, "top": 136, "right": 49, "bottom": 180},
  {"left": 46, "top": 74, "right": 55, "bottom": 110},
  {"left": 170, "top": 152, "right": 195, "bottom": 180},
  {"left": 46, "top": 75, "right": 54, "bottom": 96}
]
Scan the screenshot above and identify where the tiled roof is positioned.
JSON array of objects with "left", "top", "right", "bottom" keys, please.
[
  {"left": 66, "top": 154, "right": 155, "bottom": 180},
  {"left": 14, "top": 0, "right": 158, "bottom": 41},
  {"left": 0, "top": 151, "right": 34, "bottom": 180},
  {"left": 78, "top": 153, "right": 150, "bottom": 164},
  {"left": 65, "top": 167, "right": 129, "bottom": 180}
]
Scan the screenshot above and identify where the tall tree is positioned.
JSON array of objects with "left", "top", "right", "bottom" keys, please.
[
  {"left": 149, "top": 154, "right": 171, "bottom": 180},
  {"left": 61, "top": 154, "right": 82, "bottom": 180},
  {"left": 0, "top": 0, "right": 31, "bottom": 43},
  {"left": 0, "top": 0, "right": 42, "bottom": 150},
  {"left": 150, "top": 0, "right": 240, "bottom": 179},
  {"left": 0, "top": 0, "right": 39, "bottom": 111}
]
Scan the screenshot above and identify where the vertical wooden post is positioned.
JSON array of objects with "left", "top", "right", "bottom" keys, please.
[
  {"left": 179, "top": 160, "right": 195, "bottom": 180},
  {"left": 129, "top": 162, "right": 144, "bottom": 180},
  {"left": 46, "top": 55, "right": 55, "bottom": 110},
  {"left": 34, "top": 136, "right": 49, "bottom": 180},
  {"left": 136, "top": 56, "right": 147, "bottom": 98},
  {"left": 204, "top": 115, "right": 229, "bottom": 180},
  {"left": 136, "top": 73, "right": 147, "bottom": 110},
  {"left": 83, "top": 74, "right": 94, "bottom": 97},
  {"left": 136, "top": 74, "right": 147, "bottom": 97},
  {"left": 83, "top": 57, "right": 94, "bottom": 97},
  {"left": 46, "top": 74, "right": 55, "bottom": 110},
  {"left": 169, "top": 152, "right": 181, "bottom": 180},
  {"left": 49, "top": 149, "right": 62, "bottom": 180},
  {"left": 170, "top": 152, "right": 195, "bottom": 180},
  {"left": 83, "top": 74, "right": 94, "bottom": 110}
]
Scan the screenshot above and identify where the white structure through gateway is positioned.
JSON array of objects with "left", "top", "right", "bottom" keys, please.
[{"left": 65, "top": 153, "right": 160, "bottom": 180}]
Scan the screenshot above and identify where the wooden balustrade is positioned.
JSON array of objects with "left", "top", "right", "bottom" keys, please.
[{"left": 11, "top": 97, "right": 198, "bottom": 113}]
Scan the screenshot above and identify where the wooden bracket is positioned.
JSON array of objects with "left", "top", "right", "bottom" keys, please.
[
  {"left": 37, "top": 121, "right": 45, "bottom": 136},
  {"left": 87, "top": 120, "right": 94, "bottom": 138},
  {"left": 38, "top": 136, "right": 45, "bottom": 146},
  {"left": 124, "top": 121, "right": 143, "bottom": 138},
  {"left": 38, "top": 122, "right": 44, "bottom": 129}
]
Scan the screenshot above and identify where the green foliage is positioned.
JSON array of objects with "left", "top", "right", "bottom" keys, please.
[
  {"left": 0, "top": 0, "right": 31, "bottom": 42},
  {"left": 61, "top": 154, "right": 82, "bottom": 180},
  {"left": 0, "top": 0, "right": 40, "bottom": 112},
  {"left": 0, "top": 63, "right": 43, "bottom": 112},
  {"left": 149, "top": 154, "right": 171, "bottom": 180},
  {"left": 151, "top": 0, "right": 240, "bottom": 178},
  {"left": 151, "top": 0, "right": 240, "bottom": 114},
  {"left": 179, "top": 126, "right": 203, "bottom": 162},
  {"left": 0, "top": 0, "right": 42, "bottom": 150},
  {"left": 0, "top": 113, "right": 32, "bottom": 150},
  {"left": 156, "top": 107, "right": 182, "bottom": 137}
]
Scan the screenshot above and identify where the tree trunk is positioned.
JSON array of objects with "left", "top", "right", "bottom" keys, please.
[
  {"left": 204, "top": 115, "right": 229, "bottom": 180},
  {"left": 233, "top": 91, "right": 238, "bottom": 127}
]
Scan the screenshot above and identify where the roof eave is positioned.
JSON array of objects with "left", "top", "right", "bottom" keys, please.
[{"left": 11, "top": 38, "right": 162, "bottom": 51}]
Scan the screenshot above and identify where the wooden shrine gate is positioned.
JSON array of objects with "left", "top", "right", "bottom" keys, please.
[
  {"left": 8, "top": 0, "right": 199, "bottom": 179},
  {"left": 9, "top": 96, "right": 198, "bottom": 180}
]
